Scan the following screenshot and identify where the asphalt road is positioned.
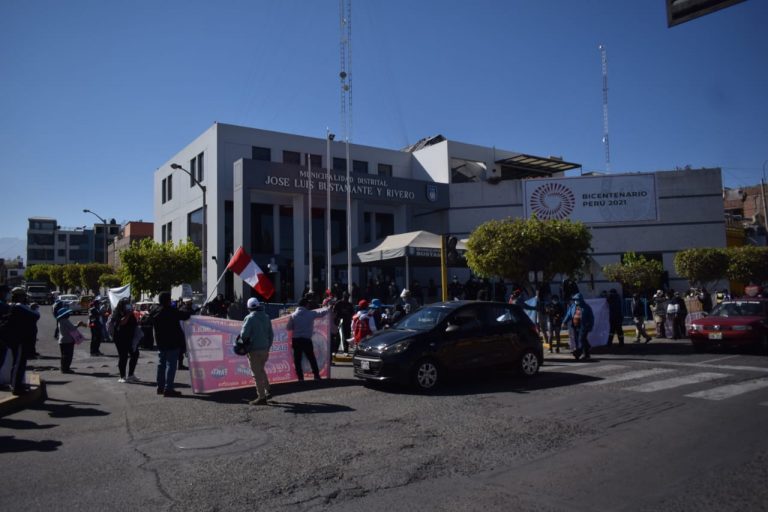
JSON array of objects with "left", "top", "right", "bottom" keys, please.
[{"left": 2, "top": 311, "right": 767, "bottom": 512}]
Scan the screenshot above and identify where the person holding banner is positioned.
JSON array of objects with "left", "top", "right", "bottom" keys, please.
[
  {"left": 240, "top": 297, "right": 274, "bottom": 405},
  {"left": 286, "top": 298, "right": 328, "bottom": 382},
  {"left": 56, "top": 307, "right": 86, "bottom": 374},
  {"left": 144, "top": 291, "right": 192, "bottom": 397}
]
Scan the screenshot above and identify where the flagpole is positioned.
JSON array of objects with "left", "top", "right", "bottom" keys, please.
[
  {"left": 307, "top": 153, "right": 313, "bottom": 293},
  {"left": 203, "top": 268, "right": 229, "bottom": 308}
]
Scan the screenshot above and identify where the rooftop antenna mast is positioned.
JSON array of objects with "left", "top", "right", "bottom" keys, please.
[
  {"left": 599, "top": 44, "right": 611, "bottom": 173},
  {"left": 340, "top": 0, "right": 353, "bottom": 295}
]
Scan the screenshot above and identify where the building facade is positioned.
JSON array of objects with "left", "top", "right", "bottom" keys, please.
[
  {"left": 154, "top": 123, "right": 726, "bottom": 301},
  {"left": 27, "top": 217, "right": 120, "bottom": 266},
  {"left": 108, "top": 221, "right": 154, "bottom": 268}
]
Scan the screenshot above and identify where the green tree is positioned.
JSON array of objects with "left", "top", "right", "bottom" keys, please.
[
  {"left": 726, "top": 246, "right": 768, "bottom": 285},
  {"left": 674, "top": 248, "right": 729, "bottom": 289},
  {"left": 603, "top": 252, "right": 664, "bottom": 295},
  {"left": 63, "top": 264, "right": 82, "bottom": 293},
  {"left": 80, "top": 263, "right": 113, "bottom": 294},
  {"left": 99, "top": 273, "right": 123, "bottom": 290},
  {"left": 25, "top": 264, "right": 53, "bottom": 286},
  {"left": 465, "top": 217, "right": 593, "bottom": 290},
  {"left": 49, "top": 265, "right": 66, "bottom": 293},
  {"left": 120, "top": 239, "right": 201, "bottom": 297}
]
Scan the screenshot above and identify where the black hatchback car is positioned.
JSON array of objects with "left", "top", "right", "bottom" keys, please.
[{"left": 352, "top": 300, "right": 543, "bottom": 391}]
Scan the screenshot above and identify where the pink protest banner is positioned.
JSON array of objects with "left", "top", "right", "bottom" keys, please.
[{"left": 183, "top": 310, "right": 332, "bottom": 394}]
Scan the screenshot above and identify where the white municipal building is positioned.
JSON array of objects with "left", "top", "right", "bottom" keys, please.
[{"left": 154, "top": 122, "right": 725, "bottom": 302}]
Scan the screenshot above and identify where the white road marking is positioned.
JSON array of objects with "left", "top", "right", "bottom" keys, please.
[
  {"left": 586, "top": 368, "right": 675, "bottom": 386},
  {"left": 624, "top": 372, "right": 729, "bottom": 393},
  {"left": 541, "top": 363, "right": 626, "bottom": 373},
  {"left": 697, "top": 355, "right": 741, "bottom": 365},
  {"left": 685, "top": 378, "right": 768, "bottom": 401}
]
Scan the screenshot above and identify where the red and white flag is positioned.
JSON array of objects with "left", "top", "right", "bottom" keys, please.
[{"left": 226, "top": 247, "right": 275, "bottom": 300}]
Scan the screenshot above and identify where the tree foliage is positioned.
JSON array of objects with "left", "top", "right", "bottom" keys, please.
[
  {"left": 674, "top": 248, "right": 729, "bottom": 288},
  {"left": 25, "top": 264, "right": 53, "bottom": 285},
  {"left": 48, "top": 265, "right": 66, "bottom": 292},
  {"left": 80, "top": 263, "right": 113, "bottom": 294},
  {"left": 725, "top": 246, "right": 768, "bottom": 285},
  {"left": 63, "top": 264, "right": 82, "bottom": 293},
  {"left": 99, "top": 273, "right": 124, "bottom": 290},
  {"left": 465, "top": 217, "right": 593, "bottom": 290},
  {"left": 120, "top": 238, "right": 201, "bottom": 297},
  {"left": 603, "top": 252, "right": 664, "bottom": 295}
]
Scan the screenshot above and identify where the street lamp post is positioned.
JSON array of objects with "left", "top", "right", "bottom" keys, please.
[
  {"left": 326, "top": 130, "right": 335, "bottom": 293},
  {"left": 83, "top": 209, "right": 108, "bottom": 265},
  {"left": 171, "top": 163, "right": 207, "bottom": 298}
]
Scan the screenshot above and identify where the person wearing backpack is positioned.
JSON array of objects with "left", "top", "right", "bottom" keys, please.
[
  {"left": 351, "top": 300, "right": 377, "bottom": 347},
  {"left": 286, "top": 298, "right": 328, "bottom": 382}
]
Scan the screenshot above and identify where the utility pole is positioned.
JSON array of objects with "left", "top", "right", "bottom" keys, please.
[{"left": 340, "top": 0, "right": 353, "bottom": 295}]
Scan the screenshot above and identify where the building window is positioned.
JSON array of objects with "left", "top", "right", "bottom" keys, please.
[
  {"left": 58, "top": 249, "right": 65, "bottom": 257},
  {"left": 190, "top": 157, "right": 197, "bottom": 187},
  {"left": 450, "top": 157, "right": 486, "bottom": 183},
  {"left": 251, "top": 203, "right": 274, "bottom": 255},
  {"left": 162, "top": 178, "right": 167, "bottom": 204},
  {"left": 353, "top": 160, "right": 368, "bottom": 173},
  {"left": 58, "top": 234, "right": 66, "bottom": 242},
  {"left": 333, "top": 157, "right": 347, "bottom": 172},
  {"left": 363, "top": 212, "right": 372, "bottom": 244},
  {"left": 283, "top": 151, "right": 301, "bottom": 166},
  {"left": 167, "top": 175, "right": 173, "bottom": 201},
  {"left": 187, "top": 208, "right": 204, "bottom": 250},
  {"left": 252, "top": 146, "right": 271, "bottom": 161},
  {"left": 377, "top": 163, "right": 392, "bottom": 177},
  {"left": 309, "top": 154, "right": 322, "bottom": 169},
  {"left": 375, "top": 213, "right": 394, "bottom": 241},
  {"left": 161, "top": 221, "right": 173, "bottom": 244},
  {"left": 29, "top": 234, "right": 54, "bottom": 245},
  {"left": 197, "top": 152, "right": 204, "bottom": 182}
]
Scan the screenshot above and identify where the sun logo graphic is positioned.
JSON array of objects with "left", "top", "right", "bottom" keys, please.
[{"left": 529, "top": 183, "right": 575, "bottom": 220}]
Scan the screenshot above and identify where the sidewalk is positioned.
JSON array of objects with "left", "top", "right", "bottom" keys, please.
[{"left": 0, "top": 372, "right": 47, "bottom": 417}]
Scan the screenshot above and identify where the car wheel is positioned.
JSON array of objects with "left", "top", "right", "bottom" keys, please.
[
  {"left": 518, "top": 349, "right": 540, "bottom": 377},
  {"left": 411, "top": 359, "right": 440, "bottom": 391}
]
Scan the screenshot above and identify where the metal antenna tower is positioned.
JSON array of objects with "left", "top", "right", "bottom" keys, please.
[
  {"left": 599, "top": 44, "right": 611, "bottom": 173},
  {"left": 339, "top": 0, "right": 353, "bottom": 295}
]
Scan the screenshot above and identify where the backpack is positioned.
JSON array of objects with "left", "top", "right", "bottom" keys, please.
[{"left": 353, "top": 314, "right": 372, "bottom": 343}]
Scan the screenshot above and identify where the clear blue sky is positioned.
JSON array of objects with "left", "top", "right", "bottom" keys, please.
[{"left": 1, "top": 0, "right": 766, "bottom": 241}]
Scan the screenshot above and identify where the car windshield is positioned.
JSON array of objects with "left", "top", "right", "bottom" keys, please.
[
  {"left": 60, "top": 295, "right": 78, "bottom": 301},
  {"left": 27, "top": 286, "right": 47, "bottom": 293},
  {"left": 392, "top": 306, "right": 450, "bottom": 331},
  {"left": 710, "top": 301, "right": 764, "bottom": 317}
]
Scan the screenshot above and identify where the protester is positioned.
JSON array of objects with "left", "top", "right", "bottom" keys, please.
[
  {"left": 88, "top": 301, "right": 104, "bottom": 356},
  {"left": 56, "top": 307, "right": 86, "bottom": 374},
  {"left": 448, "top": 276, "right": 463, "bottom": 300},
  {"left": 351, "top": 300, "right": 378, "bottom": 349},
  {"left": 562, "top": 293, "right": 594, "bottom": 361},
  {"left": 240, "top": 297, "right": 274, "bottom": 405},
  {"left": 1, "top": 287, "right": 41, "bottom": 393},
  {"left": 369, "top": 298, "right": 384, "bottom": 329},
  {"left": 113, "top": 297, "right": 140, "bottom": 383},
  {"left": 52, "top": 298, "right": 64, "bottom": 339},
  {"left": 667, "top": 292, "right": 688, "bottom": 340},
  {"left": 545, "top": 295, "right": 565, "bottom": 353},
  {"left": 650, "top": 290, "right": 668, "bottom": 338},
  {"left": 26, "top": 302, "right": 40, "bottom": 359},
  {"left": 606, "top": 289, "right": 624, "bottom": 346},
  {"left": 206, "top": 293, "right": 228, "bottom": 318},
  {"left": 631, "top": 293, "right": 652, "bottom": 343},
  {"left": 144, "top": 291, "right": 192, "bottom": 397},
  {"left": 286, "top": 298, "right": 328, "bottom": 382},
  {"left": 332, "top": 291, "right": 354, "bottom": 355}
]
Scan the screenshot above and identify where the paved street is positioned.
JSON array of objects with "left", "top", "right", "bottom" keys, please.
[{"left": 2, "top": 312, "right": 768, "bottom": 511}]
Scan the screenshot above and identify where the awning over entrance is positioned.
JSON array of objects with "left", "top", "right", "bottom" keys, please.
[{"left": 495, "top": 154, "right": 581, "bottom": 180}]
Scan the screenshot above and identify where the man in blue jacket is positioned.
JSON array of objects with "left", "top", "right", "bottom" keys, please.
[
  {"left": 240, "top": 297, "right": 274, "bottom": 405},
  {"left": 562, "top": 293, "right": 594, "bottom": 361}
]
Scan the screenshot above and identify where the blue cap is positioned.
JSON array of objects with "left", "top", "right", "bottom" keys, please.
[
  {"left": 56, "top": 308, "right": 73, "bottom": 320},
  {"left": 572, "top": 293, "right": 583, "bottom": 301},
  {"left": 370, "top": 298, "right": 382, "bottom": 309}
]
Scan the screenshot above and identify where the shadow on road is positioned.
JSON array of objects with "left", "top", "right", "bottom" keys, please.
[
  {"left": 0, "top": 436, "right": 62, "bottom": 453},
  {"left": 0, "top": 417, "right": 58, "bottom": 430},
  {"left": 32, "top": 401, "right": 111, "bottom": 419},
  {"left": 268, "top": 401, "right": 356, "bottom": 414}
]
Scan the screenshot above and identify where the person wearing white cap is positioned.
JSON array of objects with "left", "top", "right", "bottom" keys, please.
[{"left": 240, "top": 297, "right": 274, "bottom": 405}]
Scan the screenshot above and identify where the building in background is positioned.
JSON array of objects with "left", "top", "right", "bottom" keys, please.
[
  {"left": 27, "top": 217, "right": 120, "bottom": 266},
  {"left": 108, "top": 221, "right": 154, "bottom": 268},
  {"left": 0, "top": 257, "right": 25, "bottom": 287},
  {"left": 155, "top": 123, "right": 728, "bottom": 301}
]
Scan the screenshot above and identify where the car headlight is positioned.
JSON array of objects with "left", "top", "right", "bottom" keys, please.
[
  {"left": 731, "top": 325, "right": 752, "bottom": 331},
  {"left": 690, "top": 324, "right": 703, "bottom": 332},
  {"left": 382, "top": 339, "right": 412, "bottom": 355}
]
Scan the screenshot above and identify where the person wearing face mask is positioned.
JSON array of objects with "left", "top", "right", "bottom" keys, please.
[
  {"left": 562, "top": 293, "right": 595, "bottom": 361},
  {"left": 113, "top": 297, "right": 139, "bottom": 383}
]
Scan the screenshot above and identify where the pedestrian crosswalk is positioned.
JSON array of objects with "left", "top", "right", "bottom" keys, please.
[{"left": 543, "top": 361, "right": 768, "bottom": 405}]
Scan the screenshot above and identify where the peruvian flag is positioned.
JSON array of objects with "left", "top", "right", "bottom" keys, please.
[{"left": 226, "top": 247, "right": 275, "bottom": 300}]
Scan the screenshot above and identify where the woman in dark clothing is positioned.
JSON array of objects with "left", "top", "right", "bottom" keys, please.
[
  {"left": 113, "top": 297, "right": 139, "bottom": 383},
  {"left": 88, "top": 301, "right": 104, "bottom": 356}
]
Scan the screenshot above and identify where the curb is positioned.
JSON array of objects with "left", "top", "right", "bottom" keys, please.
[{"left": 0, "top": 372, "right": 47, "bottom": 418}]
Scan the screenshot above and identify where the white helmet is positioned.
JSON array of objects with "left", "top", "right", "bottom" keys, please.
[
  {"left": 400, "top": 288, "right": 410, "bottom": 298},
  {"left": 247, "top": 297, "right": 260, "bottom": 310}
]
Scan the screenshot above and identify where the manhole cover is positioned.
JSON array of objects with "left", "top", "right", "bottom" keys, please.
[
  {"left": 173, "top": 431, "right": 238, "bottom": 450},
  {"left": 134, "top": 426, "right": 270, "bottom": 460}
]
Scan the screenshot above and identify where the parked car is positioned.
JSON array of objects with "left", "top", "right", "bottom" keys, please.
[
  {"left": 25, "top": 282, "right": 53, "bottom": 305},
  {"left": 352, "top": 300, "right": 543, "bottom": 391},
  {"left": 688, "top": 298, "right": 768, "bottom": 353},
  {"left": 58, "top": 294, "right": 83, "bottom": 315}
]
